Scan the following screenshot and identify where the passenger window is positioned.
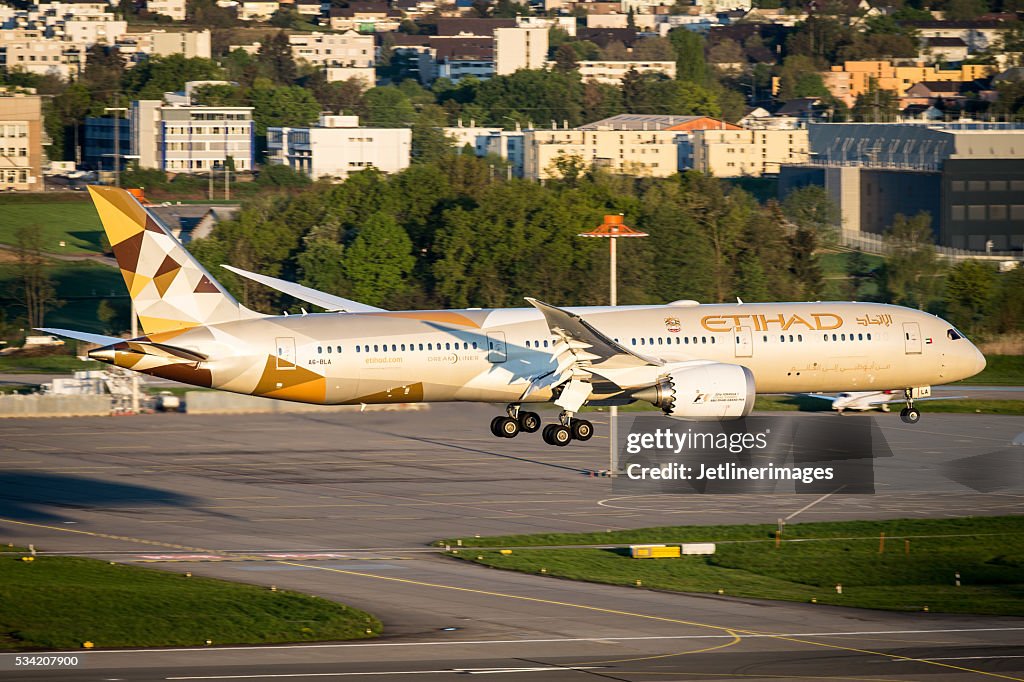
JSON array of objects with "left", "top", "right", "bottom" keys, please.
[
  {"left": 867, "top": 333, "right": 872, "bottom": 340},
  {"left": 373, "top": 344, "right": 379, "bottom": 352},
  {"left": 317, "top": 346, "right": 323, "bottom": 354},
  {"left": 779, "top": 335, "right": 785, "bottom": 343},
  {"left": 701, "top": 337, "right": 706, "bottom": 344},
  {"left": 684, "top": 337, "right": 689, "bottom": 344},
  {"left": 543, "top": 340, "right": 549, "bottom": 348},
  {"left": 336, "top": 346, "right": 342, "bottom": 353},
  {"left": 472, "top": 342, "right": 478, "bottom": 349},
  {"left": 797, "top": 334, "right": 802, "bottom": 342},
  {"left": 445, "top": 343, "right": 450, "bottom": 350},
  {"left": 788, "top": 335, "right": 794, "bottom": 342},
  {"left": 631, "top": 338, "right": 637, "bottom": 345},
  {"left": 326, "top": 346, "right": 332, "bottom": 354},
  {"left": 640, "top": 338, "right": 646, "bottom": 345}
]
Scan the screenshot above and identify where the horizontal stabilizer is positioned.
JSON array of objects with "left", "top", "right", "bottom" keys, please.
[
  {"left": 221, "top": 265, "right": 386, "bottom": 313},
  {"left": 36, "top": 328, "right": 123, "bottom": 347},
  {"left": 39, "top": 328, "right": 207, "bottom": 362}
]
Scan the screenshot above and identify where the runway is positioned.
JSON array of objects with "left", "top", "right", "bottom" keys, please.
[{"left": 1, "top": 405, "right": 1023, "bottom": 680}]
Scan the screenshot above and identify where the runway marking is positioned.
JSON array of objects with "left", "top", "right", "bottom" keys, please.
[
  {"left": 167, "top": 666, "right": 605, "bottom": 679},
  {"left": 927, "top": 656, "right": 1024, "bottom": 661},
  {"left": 4, "top": 628, "right": 1024, "bottom": 658},
  {"left": 0, "top": 517, "right": 221, "bottom": 554},
  {"left": 573, "top": 630, "right": 741, "bottom": 665},
  {"left": 784, "top": 492, "right": 836, "bottom": 521},
  {"left": 278, "top": 561, "right": 1024, "bottom": 682}
]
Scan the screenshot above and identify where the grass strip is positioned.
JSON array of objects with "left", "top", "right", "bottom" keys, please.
[
  {"left": 440, "top": 516, "right": 1024, "bottom": 616},
  {"left": 0, "top": 554, "right": 381, "bottom": 650}
]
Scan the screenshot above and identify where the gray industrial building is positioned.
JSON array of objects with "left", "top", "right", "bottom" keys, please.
[{"left": 779, "top": 122, "right": 1024, "bottom": 252}]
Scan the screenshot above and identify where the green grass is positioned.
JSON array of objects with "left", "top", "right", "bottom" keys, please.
[
  {"left": 0, "top": 260, "right": 128, "bottom": 337},
  {"left": 752, "top": 394, "right": 1024, "bottom": 415},
  {"left": 0, "top": 355, "right": 100, "bottom": 374},
  {"left": 441, "top": 516, "right": 1024, "bottom": 616},
  {"left": 0, "top": 203, "right": 104, "bottom": 254},
  {"left": 956, "top": 355, "right": 1024, "bottom": 385},
  {"left": 0, "top": 554, "right": 381, "bottom": 650}
]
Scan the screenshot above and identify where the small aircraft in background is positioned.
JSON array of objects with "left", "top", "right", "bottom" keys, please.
[{"left": 800, "top": 387, "right": 966, "bottom": 415}]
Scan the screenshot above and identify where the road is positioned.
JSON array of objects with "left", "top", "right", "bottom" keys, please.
[{"left": 1, "top": 406, "right": 1022, "bottom": 681}]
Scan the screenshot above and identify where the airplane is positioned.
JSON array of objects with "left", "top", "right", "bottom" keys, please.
[
  {"left": 798, "top": 388, "right": 967, "bottom": 414},
  {"left": 40, "top": 187, "right": 987, "bottom": 445}
]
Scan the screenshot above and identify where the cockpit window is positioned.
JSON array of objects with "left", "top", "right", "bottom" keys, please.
[{"left": 947, "top": 328, "right": 964, "bottom": 340}]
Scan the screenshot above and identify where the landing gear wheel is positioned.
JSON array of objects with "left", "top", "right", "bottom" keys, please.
[
  {"left": 547, "top": 424, "right": 571, "bottom": 447},
  {"left": 518, "top": 411, "right": 541, "bottom": 433},
  {"left": 490, "top": 416, "right": 505, "bottom": 437},
  {"left": 542, "top": 424, "right": 555, "bottom": 444},
  {"left": 900, "top": 407, "right": 921, "bottom": 424},
  {"left": 571, "top": 419, "right": 594, "bottom": 441},
  {"left": 498, "top": 416, "right": 520, "bottom": 438}
]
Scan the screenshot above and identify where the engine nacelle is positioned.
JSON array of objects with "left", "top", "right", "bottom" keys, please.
[{"left": 641, "top": 362, "right": 756, "bottom": 421}]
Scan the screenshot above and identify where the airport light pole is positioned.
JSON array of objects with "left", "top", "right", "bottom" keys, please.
[{"left": 578, "top": 215, "right": 648, "bottom": 475}]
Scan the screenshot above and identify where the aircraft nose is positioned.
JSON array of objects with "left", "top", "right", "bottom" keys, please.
[{"left": 972, "top": 346, "right": 987, "bottom": 376}]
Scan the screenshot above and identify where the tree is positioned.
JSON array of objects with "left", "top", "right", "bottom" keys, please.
[
  {"left": 789, "top": 226, "right": 823, "bottom": 298},
  {"left": 943, "top": 260, "right": 998, "bottom": 335},
  {"left": 298, "top": 236, "right": 348, "bottom": 297},
  {"left": 631, "top": 36, "right": 675, "bottom": 61},
  {"left": 97, "top": 299, "right": 118, "bottom": 334},
  {"left": 14, "top": 225, "right": 62, "bottom": 329},
  {"left": 881, "top": 212, "right": 944, "bottom": 309},
  {"left": 944, "top": 0, "right": 988, "bottom": 20},
  {"left": 256, "top": 32, "right": 298, "bottom": 85},
  {"left": 122, "top": 55, "right": 224, "bottom": 100},
  {"left": 248, "top": 80, "right": 321, "bottom": 135},
  {"left": 553, "top": 44, "right": 579, "bottom": 72},
  {"left": 782, "top": 185, "right": 839, "bottom": 238},
  {"left": 361, "top": 85, "right": 417, "bottom": 127},
  {"left": 776, "top": 56, "right": 830, "bottom": 100},
  {"left": 342, "top": 212, "right": 415, "bottom": 307},
  {"left": 668, "top": 29, "right": 707, "bottom": 85}
]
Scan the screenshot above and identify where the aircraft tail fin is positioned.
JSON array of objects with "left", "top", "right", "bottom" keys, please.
[{"left": 88, "top": 186, "right": 261, "bottom": 337}]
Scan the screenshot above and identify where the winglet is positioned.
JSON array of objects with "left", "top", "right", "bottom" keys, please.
[{"left": 222, "top": 265, "right": 387, "bottom": 313}]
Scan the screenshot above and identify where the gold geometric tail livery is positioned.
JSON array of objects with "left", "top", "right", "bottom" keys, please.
[
  {"left": 39, "top": 186, "right": 985, "bottom": 439},
  {"left": 88, "top": 186, "right": 259, "bottom": 336}
]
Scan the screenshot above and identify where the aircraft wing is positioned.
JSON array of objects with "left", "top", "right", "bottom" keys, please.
[
  {"left": 868, "top": 395, "right": 967, "bottom": 406},
  {"left": 794, "top": 393, "right": 840, "bottom": 403},
  {"left": 522, "top": 298, "right": 664, "bottom": 411},
  {"left": 524, "top": 298, "right": 662, "bottom": 370},
  {"left": 221, "top": 265, "right": 387, "bottom": 313}
]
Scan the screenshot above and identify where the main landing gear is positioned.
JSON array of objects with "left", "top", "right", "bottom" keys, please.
[
  {"left": 490, "top": 404, "right": 593, "bottom": 447},
  {"left": 900, "top": 388, "right": 921, "bottom": 424}
]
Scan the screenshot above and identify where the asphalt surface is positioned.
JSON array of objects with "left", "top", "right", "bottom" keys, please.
[{"left": 1, "top": 405, "right": 1023, "bottom": 681}]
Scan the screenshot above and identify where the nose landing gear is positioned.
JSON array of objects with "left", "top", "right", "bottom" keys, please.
[
  {"left": 900, "top": 389, "right": 921, "bottom": 424},
  {"left": 489, "top": 405, "right": 593, "bottom": 446}
]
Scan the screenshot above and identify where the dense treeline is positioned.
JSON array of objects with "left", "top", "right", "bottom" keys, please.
[
  {"left": 187, "top": 159, "right": 827, "bottom": 314},
  {"left": 186, "top": 158, "right": 1024, "bottom": 339}
]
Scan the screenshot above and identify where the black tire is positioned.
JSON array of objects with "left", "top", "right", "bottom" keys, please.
[
  {"left": 519, "top": 411, "right": 541, "bottom": 433},
  {"left": 499, "top": 416, "right": 520, "bottom": 438},
  {"left": 542, "top": 424, "right": 555, "bottom": 444},
  {"left": 490, "top": 416, "right": 505, "bottom": 437},
  {"left": 571, "top": 419, "right": 594, "bottom": 441},
  {"left": 550, "top": 425, "right": 572, "bottom": 447},
  {"left": 901, "top": 407, "right": 921, "bottom": 424}
]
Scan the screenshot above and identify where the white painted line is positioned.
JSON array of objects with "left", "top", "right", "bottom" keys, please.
[
  {"left": 784, "top": 492, "right": 836, "bottom": 521},
  {"left": 168, "top": 667, "right": 603, "bottom": 680},
  {"left": 926, "top": 656, "right": 1024, "bottom": 661},
  {"left": 5, "top": 628, "right": 1024, "bottom": 657}
]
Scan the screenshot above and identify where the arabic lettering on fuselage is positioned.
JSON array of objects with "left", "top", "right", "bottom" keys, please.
[
  {"left": 856, "top": 314, "right": 894, "bottom": 327},
  {"left": 700, "top": 313, "right": 843, "bottom": 333}
]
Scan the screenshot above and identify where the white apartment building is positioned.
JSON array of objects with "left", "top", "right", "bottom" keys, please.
[
  {"left": 238, "top": 0, "right": 280, "bottom": 21},
  {"left": 692, "top": 129, "right": 809, "bottom": 177},
  {"left": 132, "top": 100, "right": 255, "bottom": 173},
  {"left": 119, "top": 30, "right": 212, "bottom": 60},
  {"left": 266, "top": 114, "right": 411, "bottom": 180},
  {"left": 0, "top": 29, "right": 86, "bottom": 79},
  {"left": 569, "top": 60, "right": 677, "bottom": 84},
  {"left": 494, "top": 27, "right": 548, "bottom": 75},
  {"left": 290, "top": 31, "right": 375, "bottom": 85},
  {"left": 145, "top": 0, "right": 187, "bottom": 20},
  {"left": 62, "top": 15, "right": 127, "bottom": 45},
  {"left": 523, "top": 127, "right": 680, "bottom": 180},
  {"left": 0, "top": 90, "right": 43, "bottom": 192}
]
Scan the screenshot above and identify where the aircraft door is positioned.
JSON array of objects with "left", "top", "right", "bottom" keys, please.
[
  {"left": 903, "top": 323, "right": 922, "bottom": 354},
  {"left": 733, "top": 326, "right": 753, "bottom": 358},
  {"left": 486, "top": 332, "right": 507, "bottom": 363},
  {"left": 275, "top": 337, "right": 296, "bottom": 369}
]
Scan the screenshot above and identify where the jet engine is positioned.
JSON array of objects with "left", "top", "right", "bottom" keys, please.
[{"left": 638, "top": 362, "right": 756, "bottom": 421}]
